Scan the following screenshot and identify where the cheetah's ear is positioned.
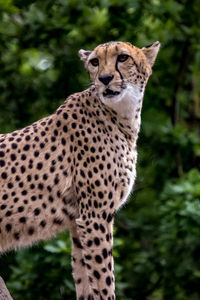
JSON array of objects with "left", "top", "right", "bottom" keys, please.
[
  {"left": 142, "top": 41, "right": 161, "bottom": 67},
  {"left": 78, "top": 49, "right": 92, "bottom": 63}
]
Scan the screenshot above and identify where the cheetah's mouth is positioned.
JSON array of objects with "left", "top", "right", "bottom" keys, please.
[{"left": 103, "top": 88, "right": 120, "bottom": 98}]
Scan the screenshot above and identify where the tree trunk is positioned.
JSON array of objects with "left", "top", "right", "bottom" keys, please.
[{"left": 0, "top": 277, "right": 13, "bottom": 300}]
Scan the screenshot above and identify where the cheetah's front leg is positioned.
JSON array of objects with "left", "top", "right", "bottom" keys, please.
[
  {"left": 70, "top": 226, "right": 93, "bottom": 299},
  {"left": 75, "top": 215, "right": 115, "bottom": 300}
]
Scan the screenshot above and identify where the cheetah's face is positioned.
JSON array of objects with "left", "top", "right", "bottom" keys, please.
[{"left": 79, "top": 41, "right": 160, "bottom": 108}]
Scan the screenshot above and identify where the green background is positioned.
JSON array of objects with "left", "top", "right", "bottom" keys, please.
[{"left": 0, "top": 0, "right": 200, "bottom": 299}]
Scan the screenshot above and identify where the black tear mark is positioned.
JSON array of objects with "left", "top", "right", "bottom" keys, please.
[{"left": 115, "top": 60, "right": 124, "bottom": 89}]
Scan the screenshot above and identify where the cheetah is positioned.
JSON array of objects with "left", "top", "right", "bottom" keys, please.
[{"left": 0, "top": 41, "right": 160, "bottom": 299}]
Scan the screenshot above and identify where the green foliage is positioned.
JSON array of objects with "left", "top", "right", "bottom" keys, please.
[
  {"left": 0, "top": 0, "right": 200, "bottom": 299},
  {"left": 6, "top": 232, "right": 75, "bottom": 300}
]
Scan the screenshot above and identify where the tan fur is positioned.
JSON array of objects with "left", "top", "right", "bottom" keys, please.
[{"left": 0, "top": 41, "right": 160, "bottom": 299}]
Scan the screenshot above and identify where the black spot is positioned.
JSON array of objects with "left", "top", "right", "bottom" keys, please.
[
  {"left": 93, "top": 223, "right": 99, "bottom": 230},
  {"left": 20, "top": 166, "right": 26, "bottom": 173},
  {"left": 84, "top": 145, "right": 88, "bottom": 151},
  {"left": 80, "top": 170, "right": 85, "bottom": 178},
  {"left": 102, "top": 248, "right": 108, "bottom": 259},
  {"left": 48, "top": 196, "right": 54, "bottom": 203},
  {"left": 21, "top": 154, "right": 26, "bottom": 160},
  {"left": 0, "top": 151, "right": 5, "bottom": 157},
  {"left": 0, "top": 160, "right": 5, "bottom": 167},
  {"left": 107, "top": 213, "right": 113, "bottom": 223},
  {"left": 90, "top": 147, "right": 95, "bottom": 153},
  {"left": 51, "top": 146, "right": 56, "bottom": 152},
  {"left": 95, "top": 255, "right": 102, "bottom": 264},
  {"left": 108, "top": 262, "right": 112, "bottom": 270},
  {"left": 34, "top": 208, "right": 40, "bottom": 216},
  {"left": 11, "top": 167, "right": 16, "bottom": 174},
  {"left": 95, "top": 180, "right": 100, "bottom": 187},
  {"left": 61, "top": 138, "right": 66, "bottom": 146},
  {"left": 34, "top": 151, "right": 39, "bottom": 157},
  {"left": 13, "top": 197, "right": 19, "bottom": 203},
  {"left": 102, "top": 289, "right": 108, "bottom": 295},
  {"left": 81, "top": 191, "right": 86, "bottom": 198},
  {"left": 94, "top": 200, "right": 98, "bottom": 208},
  {"left": 10, "top": 154, "right": 16, "bottom": 161},
  {"left": 54, "top": 176, "right": 59, "bottom": 185},
  {"left": 1, "top": 172, "right": 7, "bottom": 179},
  {"left": 100, "top": 224, "right": 105, "bottom": 233},
  {"left": 40, "top": 220, "right": 46, "bottom": 227},
  {"left": 93, "top": 289, "right": 99, "bottom": 295},
  {"left": 18, "top": 206, "right": 24, "bottom": 213},
  {"left": 88, "top": 171, "right": 93, "bottom": 178},
  {"left": 93, "top": 270, "right": 101, "bottom": 280},
  {"left": 6, "top": 223, "right": 12, "bottom": 232},
  {"left": 5, "top": 211, "right": 12, "bottom": 217},
  {"left": 28, "top": 227, "right": 34, "bottom": 235},
  {"left": 87, "top": 240, "right": 93, "bottom": 247},
  {"left": 56, "top": 120, "right": 61, "bottom": 127},
  {"left": 99, "top": 163, "right": 104, "bottom": 170},
  {"left": 110, "top": 201, "right": 114, "bottom": 209},
  {"left": 25, "top": 135, "right": 31, "bottom": 141},
  {"left": 72, "top": 113, "right": 77, "bottom": 120},
  {"left": 23, "top": 144, "right": 30, "bottom": 151},
  {"left": 2, "top": 194, "right": 8, "bottom": 200},
  {"left": 71, "top": 122, "right": 76, "bottom": 129},
  {"left": 98, "top": 191, "right": 104, "bottom": 199},
  {"left": 43, "top": 174, "right": 48, "bottom": 180},
  {"left": 102, "top": 211, "right": 107, "bottom": 219},
  {"left": 51, "top": 208, "right": 56, "bottom": 214},
  {"left": 106, "top": 234, "right": 110, "bottom": 242},
  {"left": 21, "top": 190, "right": 27, "bottom": 195},
  {"left": 34, "top": 136, "right": 39, "bottom": 142},
  {"left": 108, "top": 191, "right": 113, "bottom": 199},
  {"left": 14, "top": 232, "right": 20, "bottom": 240},
  {"left": 31, "top": 196, "right": 36, "bottom": 201},
  {"left": 85, "top": 255, "right": 92, "bottom": 260},
  {"left": 37, "top": 162, "right": 43, "bottom": 170},
  {"left": 7, "top": 182, "right": 13, "bottom": 189},
  {"left": 94, "top": 237, "right": 100, "bottom": 246},
  {"left": 106, "top": 276, "right": 111, "bottom": 286},
  {"left": 63, "top": 112, "right": 68, "bottom": 119},
  {"left": 19, "top": 217, "right": 26, "bottom": 223},
  {"left": 42, "top": 203, "right": 47, "bottom": 209}
]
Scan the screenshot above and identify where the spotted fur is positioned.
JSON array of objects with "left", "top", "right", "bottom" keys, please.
[{"left": 0, "top": 41, "right": 160, "bottom": 299}]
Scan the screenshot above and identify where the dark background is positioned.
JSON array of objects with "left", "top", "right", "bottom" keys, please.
[{"left": 0, "top": 0, "right": 200, "bottom": 299}]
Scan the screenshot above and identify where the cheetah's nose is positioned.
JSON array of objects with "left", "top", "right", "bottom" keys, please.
[{"left": 98, "top": 74, "right": 114, "bottom": 86}]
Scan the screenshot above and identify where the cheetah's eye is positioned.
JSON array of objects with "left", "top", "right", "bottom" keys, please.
[
  {"left": 117, "top": 54, "right": 129, "bottom": 62},
  {"left": 90, "top": 58, "right": 99, "bottom": 67}
]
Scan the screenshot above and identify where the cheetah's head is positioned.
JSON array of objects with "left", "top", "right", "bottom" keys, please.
[{"left": 79, "top": 41, "right": 160, "bottom": 110}]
